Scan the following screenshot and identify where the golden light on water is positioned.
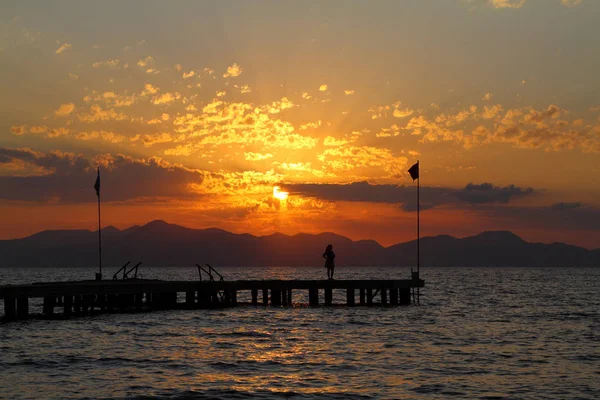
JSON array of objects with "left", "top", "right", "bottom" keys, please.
[{"left": 273, "top": 186, "right": 289, "bottom": 201}]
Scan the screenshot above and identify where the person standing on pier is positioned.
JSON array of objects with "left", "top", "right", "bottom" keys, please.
[{"left": 323, "top": 244, "right": 335, "bottom": 280}]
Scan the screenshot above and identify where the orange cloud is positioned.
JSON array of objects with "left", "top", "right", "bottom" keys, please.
[
  {"left": 223, "top": 63, "right": 242, "bottom": 78},
  {"left": 55, "top": 103, "right": 75, "bottom": 117},
  {"left": 55, "top": 42, "right": 72, "bottom": 54},
  {"left": 151, "top": 92, "right": 181, "bottom": 105},
  {"left": 137, "top": 56, "right": 154, "bottom": 67}
]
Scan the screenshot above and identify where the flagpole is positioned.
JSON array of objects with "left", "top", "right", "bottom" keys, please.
[
  {"left": 97, "top": 167, "right": 102, "bottom": 280},
  {"left": 407, "top": 160, "right": 420, "bottom": 303},
  {"left": 417, "top": 161, "right": 420, "bottom": 304}
]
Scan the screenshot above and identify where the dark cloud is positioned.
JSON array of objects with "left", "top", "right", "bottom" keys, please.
[
  {"left": 0, "top": 147, "right": 204, "bottom": 203},
  {"left": 285, "top": 181, "right": 536, "bottom": 211},
  {"left": 454, "top": 183, "right": 534, "bottom": 205},
  {"left": 551, "top": 202, "right": 584, "bottom": 211}
]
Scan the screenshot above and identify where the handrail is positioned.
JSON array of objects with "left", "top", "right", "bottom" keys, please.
[
  {"left": 196, "top": 264, "right": 212, "bottom": 282},
  {"left": 195, "top": 264, "right": 225, "bottom": 282},
  {"left": 206, "top": 264, "right": 224, "bottom": 282},
  {"left": 112, "top": 261, "right": 131, "bottom": 280},
  {"left": 112, "top": 261, "right": 142, "bottom": 280},
  {"left": 125, "top": 262, "right": 142, "bottom": 279}
]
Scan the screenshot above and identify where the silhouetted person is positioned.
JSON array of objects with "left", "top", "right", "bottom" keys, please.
[{"left": 323, "top": 244, "right": 335, "bottom": 280}]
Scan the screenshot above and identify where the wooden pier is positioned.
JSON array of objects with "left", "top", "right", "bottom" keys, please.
[{"left": 0, "top": 278, "right": 424, "bottom": 321}]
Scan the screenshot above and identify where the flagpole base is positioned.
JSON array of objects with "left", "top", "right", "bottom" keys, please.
[{"left": 95, "top": 273, "right": 102, "bottom": 281}]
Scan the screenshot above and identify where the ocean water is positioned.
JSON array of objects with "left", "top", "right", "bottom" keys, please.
[{"left": 0, "top": 266, "right": 599, "bottom": 399}]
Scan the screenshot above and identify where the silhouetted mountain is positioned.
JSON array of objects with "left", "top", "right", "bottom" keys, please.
[{"left": 0, "top": 220, "right": 598, "bottom": 268}]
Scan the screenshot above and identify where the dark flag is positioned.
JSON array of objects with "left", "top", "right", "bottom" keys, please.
[
  {"left": 408, "top": 162, "right": 419, "bottom": 181},
  {"left": 94, "top": 167, "right": 100, "bottom": 197}
]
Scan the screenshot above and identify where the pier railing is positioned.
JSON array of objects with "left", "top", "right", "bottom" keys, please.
[
  {"left": 112, "top": 261, "right": 142, "bottom": 280},
  {"left": 195, "top": 264, "right": 224, "bottom": 282}
]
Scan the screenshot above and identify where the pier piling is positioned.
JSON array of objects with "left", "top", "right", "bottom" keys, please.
[
  {"left": 309, "top": 287, "right": 319, "bottom": 307},
  {"left": 325, "top": 287, "right": 333, "bottom": 305},
  {"left": 17, "top": 297, "right": 28, "bottom": 319},
  {"left": 4, "top": 297, "right": 16, "bottom": 320},
  {"left": 347, "top": 288, "right": 355, "bottom": 306}
]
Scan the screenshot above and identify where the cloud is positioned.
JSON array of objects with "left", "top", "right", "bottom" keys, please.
[
  {"left": 523, "top": 104, "right": 562, "bottom": 123},
  {"left": 140, "top": 83, "right": 159, "bottom": 96},
  {"left": 234, "top": 84, "right": 251, "bottom": 94},
  {"left": 344, "top": 90, "right": 355, "bottom": 95},
  {"left": 76, "top": 130, "right": 126, "bottom": 143},
  {"left": 77, "top": 105, "right": 128, "bottom": 122},
  {"left": 0, "top": 148, "right": 204, "bottom": 203},
  {"left": 480, "top": 0, "right": 580, "bottom": 9},
  {"left": 323, "top": 136, "right": 352, "bottom": 146},
  {"left": 55, "top": 42, "right": 72, "bottom": 54},
  {"left": 183, "top": 70, "right": 195, "bottom": 79},
  {"left": 137, "top": 56, "right": 154, "bottom": 67},
  {"left": 393, "top": 107, "right": 414, "bottom": 118},
  {"left": 285, "top": 181, "right": 535, "bottom": 211},
  {"left": 223, "top": 63, "right": 242, "bottom": 78},
  {"left": 92, "top": 58, "right": 121, "bottom": 68},
  {"left": 46, "top": 127, "right": 70, "bottom": 138},
  {"left": 55, "top": 103, "right": 75, "bottom": 117},
  {"left": 551, "top": 202, "right": 584, "bottom": 211},
  {"left": 84, "top": 91, "right": 135, "bottom": 107},
  {"left": 317, "top": 146, "right": 408, "bottom": 178},
  {"left": 369, "top": 104, "right": 391, "bottom": 120},
  {"left": 130, "top": 132, "right": 174, "bottom": 147},
  {"left": 488, "top": 0, "right": 526, "bottom": 8},
  {"left": 10, "top": 125, "right": 26, "bottom": 135},
  {"left": 245, "top": 152, "right": 273, "bottom": 161},
  {"left": 453, "top": 183, "right": 534, "bottom": 205},
  {"left": 151, "top": 92, "right": 181, "bottom": 105},
  {"left": 483, "top": 93, "right": 493, "bottom": 101},
  {"left": 30, "top": 125, "right": 48, "bottom": 134},
  {"left": 483, "top": 104, "right": 504, "bottom": 119},
  {"left": 319, "top": 84, "right": 328, "bottom": 92}
]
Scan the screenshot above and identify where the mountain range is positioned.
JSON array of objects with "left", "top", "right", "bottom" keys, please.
[{"left": 0, "top": 220, "right": 598, "bottom": 268}]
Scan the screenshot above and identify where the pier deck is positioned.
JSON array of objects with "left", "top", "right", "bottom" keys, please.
[{"left": 0, "top": 278, "right": 425, "bottom": 321}]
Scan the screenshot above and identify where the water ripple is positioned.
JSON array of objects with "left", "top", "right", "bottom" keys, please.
[{"left": 1, "top": 266, "right": 599, "bottom": 399}]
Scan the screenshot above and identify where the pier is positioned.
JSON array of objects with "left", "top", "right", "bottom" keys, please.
[{"left": 0, "top": 278, "right": 424, "bottom": 321}]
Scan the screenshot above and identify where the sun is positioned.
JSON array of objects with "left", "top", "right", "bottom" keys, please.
[{"left": 273, "top": 186, "right": 289, "bottom": 201}]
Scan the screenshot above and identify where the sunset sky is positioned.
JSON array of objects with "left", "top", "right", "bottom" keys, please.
[{"left": 1, "top": 0, "right": 599, "bottom": 249}]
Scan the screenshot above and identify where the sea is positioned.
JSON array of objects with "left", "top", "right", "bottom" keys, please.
[{"left": 0, "top": 266, "right": 598, "bottom": 400}]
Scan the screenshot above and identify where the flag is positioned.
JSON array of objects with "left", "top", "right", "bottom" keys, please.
[
  {"left": 408, "top": 162, "right": 419, "bottom": 181},
  {"left": 94, "top": 167, "right": 100, "bottom": 197}
]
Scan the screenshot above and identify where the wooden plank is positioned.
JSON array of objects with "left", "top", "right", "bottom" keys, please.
[{"left": 0, "top": 279, "right": 424, "bottom": 300}]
